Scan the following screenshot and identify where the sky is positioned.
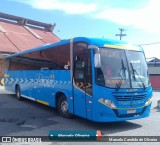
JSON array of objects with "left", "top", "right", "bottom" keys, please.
[{"left": 1, "top": 0, "right": 160, "bottom": 58}]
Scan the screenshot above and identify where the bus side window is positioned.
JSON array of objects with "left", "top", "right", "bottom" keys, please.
[
  {"left": 96, "top": 68, "right": 105, "bottom": 85},
  {"left": 74, "top": 59, "right": 85, "bottom": 80}
]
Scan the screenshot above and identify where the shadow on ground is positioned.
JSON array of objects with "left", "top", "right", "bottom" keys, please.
[
  {"left": 0, "top": 94, "right": 58, "bottom": 135},
  {"left": 71, "top": 116, "right": 142, "bottom": 135},
  {"left": 0, "top": 94, "right": 142, "bottom": 136}
]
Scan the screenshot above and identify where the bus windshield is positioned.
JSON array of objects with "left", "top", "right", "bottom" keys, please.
[
  {"left": 126, "top": 50, "right": 149, "bottom": 89},
  {"left": 95, "top": 47, "right": 149, "bottom": 89}
]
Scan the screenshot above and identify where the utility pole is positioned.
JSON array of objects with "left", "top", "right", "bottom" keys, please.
[{"left": 115, "top": 28, "right": 126, "bottom": 40}]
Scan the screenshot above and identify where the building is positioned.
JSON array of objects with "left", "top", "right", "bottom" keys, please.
[
  {"left": 0, "top": 12, "right": 60, "bottom": 86},
  {"left": 147, "top": 57, "right": 160, "bottom": 89}
]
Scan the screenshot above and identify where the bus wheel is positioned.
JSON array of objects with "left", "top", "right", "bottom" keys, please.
[
  {"left": 58, "top": 95, "right": 72, "bottom": 118},
  {"left": 16, "top": 86, "right": 23, "bottom": 101}
]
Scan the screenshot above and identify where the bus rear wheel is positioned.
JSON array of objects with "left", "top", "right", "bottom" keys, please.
[
  {"left": 57, "top": 95, "right": 72, "bottom": 118},
  {"left": 16, "top": 86, "right": 23, "bottom": 101}
]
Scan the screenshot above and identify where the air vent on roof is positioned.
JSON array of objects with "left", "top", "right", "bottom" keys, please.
[
  {"left": 0, "top": 12, "right": 55, "bottom": 32},
  {"left": 24, "top": 26, "right": 42, "bottom": 39},
  {"left": 0, "top": 53, "right": 9, "bottom": 58},
  {"left": 0, "top": 25, "right": 6, "bottom": 33}
]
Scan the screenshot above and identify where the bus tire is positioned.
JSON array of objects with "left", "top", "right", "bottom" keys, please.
[
  {"left": 57, "top": 95, "right": 72, "bottom": 118},
  {"left": 16, "top": 86, "right": 23, "bottom": 101}
]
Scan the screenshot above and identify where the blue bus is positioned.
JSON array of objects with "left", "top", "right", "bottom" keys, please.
[{"left": 4, "top": 37, "right": 152, "bottom": 122}]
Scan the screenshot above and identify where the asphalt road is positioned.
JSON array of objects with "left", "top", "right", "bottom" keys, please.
[{"left": 0, "top": 87, "right": 160, "bottom": 145}]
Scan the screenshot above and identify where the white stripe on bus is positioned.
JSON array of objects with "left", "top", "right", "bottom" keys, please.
[{"left": 21, "top": 95, "right": 35, "bottom": 101}]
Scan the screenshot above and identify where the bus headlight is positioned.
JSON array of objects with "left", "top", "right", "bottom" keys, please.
[
  {"left": 145, "top": 97, "right": 153, "bottom": 106},
  {"left": 98, "top": 98, "right": 117, "bottom": 109}
]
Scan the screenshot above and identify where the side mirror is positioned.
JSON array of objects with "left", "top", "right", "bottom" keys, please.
[
  {"left": 94, "top": 53, "right": 101, "bottom": 68},
  {"left": 88, "top": 45, "right": 101, "bottom": 68}
]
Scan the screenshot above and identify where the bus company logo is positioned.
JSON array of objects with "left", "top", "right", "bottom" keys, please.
[
  {"left": 36, "top": 73, "right": 43, "bottom": 84},
  {"left": 35, "top": 73, "right": 54, "bottom": 88},
  {"left": 130, "top": 100, "right": 145, "bottom": 106},
  {"left": 119, "top": 100, "right": 144, "bottom": 106},
  {"left": 129, "top": 100, "right": 138, "bottom": 107}
]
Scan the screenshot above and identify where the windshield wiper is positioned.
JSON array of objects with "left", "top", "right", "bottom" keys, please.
[
  {"left": 130, "top": 62, "right": 146, "bottom": 90},
  {"left": 115, "top": 59, "right": 126, "bottom": 91},
  {"left": 115, "top": 79, "right": 123, "bottom": 91},
  {"left": 120, "top": 59, "right": 127, "bottom": 79}
]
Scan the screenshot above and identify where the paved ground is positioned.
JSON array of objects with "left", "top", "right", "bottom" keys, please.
[{"left": 0, "top": 86, "right": 159, "bottom": 145}]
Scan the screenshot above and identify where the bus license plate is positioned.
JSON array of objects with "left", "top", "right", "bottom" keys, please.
[{"left": 127, "top": 109, "right": 136, "bottom": 114}]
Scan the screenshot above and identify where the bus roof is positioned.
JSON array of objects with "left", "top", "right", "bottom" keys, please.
[{"left": 6, "top": 37, "right": 143, "bottom": 59}]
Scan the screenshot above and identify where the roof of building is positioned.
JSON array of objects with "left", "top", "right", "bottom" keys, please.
[
  {"left": 0, "top": 12, "right": 60, "bottom": 54},
  {"left": 146, "top": 57, "right": 160, "bottom": 62}
]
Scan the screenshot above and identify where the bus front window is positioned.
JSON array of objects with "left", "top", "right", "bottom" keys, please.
[
  {"left": 96, "top": 48, "right": 130, "bottom": 89},
  {"left": 95, "top": 47, "right": 150, "bottom": 89},
  {"left": 126, "top": 51, "right": 150, "bottom": 88}
]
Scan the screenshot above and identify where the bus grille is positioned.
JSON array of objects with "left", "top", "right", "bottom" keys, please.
[{"left": 115, "top": 95, "right": 146, "bottom": 101}]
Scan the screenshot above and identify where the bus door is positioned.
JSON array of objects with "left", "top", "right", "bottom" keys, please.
[{"left": 73, "top": 43, "right": 93, "bottom": 119}]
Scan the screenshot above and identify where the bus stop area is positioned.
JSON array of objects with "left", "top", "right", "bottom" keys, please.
[
  {"left": 1, "top": 3, "right": 160, "bottom": 144},
  {"left": 0, "top": 86, "right": 159, "bottom": 140}
]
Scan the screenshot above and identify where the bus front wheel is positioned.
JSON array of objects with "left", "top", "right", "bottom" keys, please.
[
  {"left": 16, "top": 86, "right": 23, "bottom": 101},
  {"left": 57, "top": 95, "right": 72, "bottom": 118}
]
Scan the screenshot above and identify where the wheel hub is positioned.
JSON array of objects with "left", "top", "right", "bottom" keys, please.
[{"left": 61, "top": 101, "right": 68, "bottom": 113}]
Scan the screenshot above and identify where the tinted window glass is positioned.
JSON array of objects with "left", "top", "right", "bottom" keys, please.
[
  {"left": 9, "top": 44, "right": 70, "bottom": 70},
  {"left": 73, "top": 42, "right": 92, "bottom": 95}
]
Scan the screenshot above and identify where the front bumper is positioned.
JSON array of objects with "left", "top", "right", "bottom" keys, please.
[{"left": 91, "top": 103, "right": 152, "bottom": 122}]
